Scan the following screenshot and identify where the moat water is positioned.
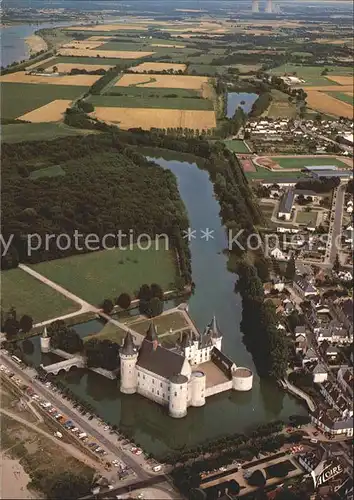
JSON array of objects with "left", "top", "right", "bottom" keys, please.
[{"left": 19, "top": 149, "right": 306, "bottom": 458}]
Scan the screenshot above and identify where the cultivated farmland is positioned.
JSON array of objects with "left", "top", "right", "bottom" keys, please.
[
  {"left": 89, "top": 95, "right": 213, "bottom": 110},
  {"left": 58, "top": 48, "right": 154, "bottom": 58},
  {"left": 0, "top": 71, "right": 101, "bottom": 86},
  {"left": 129, "top": 62, "right": 187, "bottom": 73},
  {"left": 116, "top": 73, "right": 209, "bottom": 89},
  {"left": 45, "top": 63, "right": 115, "bottom": 73},
  {"left": 18, "top": 99, "right": 72, "bottom": 123},
  {"left": 93, "top": 107, "right": 216, "bottom": 130},
  {"left": 306, "top": 90, "right": 353, "bottom": 118},
  {"left": 1, "top": 82, "right": 87, "bottom": 120},
  {"left": 32, "top": 246, "right": 177, "bottom": 305}
]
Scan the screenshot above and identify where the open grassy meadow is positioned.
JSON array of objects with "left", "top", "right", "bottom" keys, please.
[
  {"left": 126, "top": 311, "right": 188, "bottom": 336},
  {"left": 1, "top": 82, "right": 87, "bottom": 119},
  {"left": 1, "top": 268, "right": 79, "bottom": 323},
  {"left": 32, "top": 246, "right": 177, "bottom": 305},
  {"left": 84, "top": 321, "right": 127, "bottom": 345},
  {"left": 1, "top": 123, "right": 97, "bottom": 143},
  {"left": 107, "top": 86, "right": 199, "bottom": 98},
  {"left": 223, "top": 139, "right": 250, "bottom": 153},
  {"left": 295, "top": 210, "right": 319, "bottom": 225},
  {"left": 269, "top": 64, "right": 352, "bottom": 86},
  {"left": 267, "top": 89, "right": 297, "bottom": 118},
  {"left": 89, "top": 94, "right": 213, "bottom": 110},
  {"left": 271, "top": 156, "right": 349, "bottom": 169}
]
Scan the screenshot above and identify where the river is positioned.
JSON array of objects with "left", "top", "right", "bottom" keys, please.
[
  {"left": 18, "top": 149, "right": 306, "bottom": 458},
  {"left": 0, "top": 22, "right": 70, "bottom": 68}
]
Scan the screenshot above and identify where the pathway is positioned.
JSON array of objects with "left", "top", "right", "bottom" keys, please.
[
  {"left": 0, "top": 407, "right": 105, "bottom": 473},
  {"left": 281, "top": 378, "right": 316, "bottom": 412},
  {"left": 18, "top": 263, "right": 144, "bottom": 344}
]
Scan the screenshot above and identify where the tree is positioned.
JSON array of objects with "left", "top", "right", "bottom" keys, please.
[
  {"left": 19, "top": 314, "right": 33, "bottom": 333},
  {"left": 48, "top": 321, "right": 83, "bottom": 354},
  {"left": 52, "top": 65, "right": 58, "bottom": 73},
  {"left": 255, "top": 256, "right": 270, "bottom": 282},
  {"left": 3, "top": 317, "right": 20, "bottom": 339},
  {"left": 101, "top": 298, "right": 114, "bottom": 314},
  {"left": 285, "top": 256, "right": 296, "bottom": 281},
  {"left": 22, "top": 338, "right": 34, "bottom": 355},
  {"left": 43, "top": 470, "right": 93, "bottom": 500},
  {"left": 115, "top": 293, "right": 131, "bottom": 309},
  {"left": 333, "top": 253, "right": 341, "bottom": 273},
  {"left": 148, "top": 297, "right": 163, "bottom": 317},
  {"left": 150, "top": 283, "right": 164, "bottom": 299}
]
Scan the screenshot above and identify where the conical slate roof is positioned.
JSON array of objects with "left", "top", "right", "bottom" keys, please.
[
  {"left": 146, "top": 322, "right": 158, "bottom": 342},
  {"left": 43, "top": 326, "right": 48, "bottom": 338},
  {"left": 208, "top": 316, "right": 222, "bottom": 338},
  {"left": 121, "top": 331, "right": 136, "bottom": 355}
]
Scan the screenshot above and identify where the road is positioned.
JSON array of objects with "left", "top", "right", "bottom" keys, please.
[
  {"left": 324, "top": 183, "right": 346, "bottom": 264},
  {"left": 0, "top": 354, "right": 150, "bottom": 481},
  {"left": 19, "top": 263, "right": 144, "bottom": 343},
  {"left": 1, "top": 407, "right": 104, "bottom": 472}
]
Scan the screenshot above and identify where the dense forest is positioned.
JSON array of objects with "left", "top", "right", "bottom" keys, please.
[{"left": 1, "top": 134, "right": 191, "bottom": 283}]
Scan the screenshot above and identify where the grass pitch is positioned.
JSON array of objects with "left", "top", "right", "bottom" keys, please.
[
  {"left": 271, "top": 156, "right": 349, "bottom": 169},
  {"left": 32, "top": 246, "right": 177, "bottom": 306},
  {"left": 1, "top": 268, "right": 79, "bottom": 323},
  {"left": 223, "top": 139, "right": 250, "bottom": 153},
  {"left": 327, "top": 92, "right": 353, "bottom": 105}
]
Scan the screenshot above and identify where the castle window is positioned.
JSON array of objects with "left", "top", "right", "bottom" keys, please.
[
  {"left": 143, "top": 374, "right": 145, "bottom": 379},
  {"left": 152, "top": 379, "right": 154, "bottom": 384},
  {"left": 152, "top": 388, "right": 154, "bottom": 393},
  {"left": 160, "top": 382, "right": 162, "bottom": 387},
  {"left": 163, "top": 393, "right": 165, "bottom": 398},
  {"left": 138, "top": 373, "right": 140, "bottom": 377},
  {"left": 157, "top": 391, "right": 159, "bottom": 395},
  {"left": 174, "top": 392, "right": 177, "bottom": 397}
]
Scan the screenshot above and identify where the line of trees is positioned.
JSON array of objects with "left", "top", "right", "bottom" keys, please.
[{"left": 235, "top": 262, "right": 289, "bottom": 379}]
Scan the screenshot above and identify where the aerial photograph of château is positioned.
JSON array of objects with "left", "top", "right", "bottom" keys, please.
[{"left": 0, "top": 0, "right": 353, "bottom": 499}]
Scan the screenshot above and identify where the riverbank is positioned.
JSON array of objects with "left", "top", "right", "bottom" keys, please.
[{"left": 25, "top": 34, "right": 47, "bottom": 55}]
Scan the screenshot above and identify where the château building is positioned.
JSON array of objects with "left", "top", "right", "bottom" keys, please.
[{"left": 119, "top": 317, "right": 253, "bottom": 418}]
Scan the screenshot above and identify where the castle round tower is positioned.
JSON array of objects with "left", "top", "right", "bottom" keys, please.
[
  {"left": 190, "top": 371, "right": 206, "bottom": 407},
  {"left": 119, "top": 331, "right": 138, "bottom": 394},
  {"left": 169, "top": 373, "right": 188, "bottom": 418},
  {"left": 40, "top": 327, "right": 51, "bottom": 353},
  {"left": 232, "top": 367, "right": 253, "bottom": 391}
]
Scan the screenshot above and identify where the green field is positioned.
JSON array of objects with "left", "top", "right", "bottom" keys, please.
[
  {"left": 89, "top": 94, "right": 213, "bottom": 110},
  {"left": 1, "top": 83, "right": 87, "bottom": 119},
  {"left": 188, "top": 64, "right": 227, "bottom": 76},
  {"left": 2, "top": 123, "right": 97, "bottom": 143},
  {"left": 267, "top": 89, "right": 297, "bottom": 118},
  {"left": 268, "top": 65, "right": 352, "bottom": 86},
  {"left": 224, "top": 139, "right": 250, "bottom": 153},
  {"left": 29, "top": 165, "right": 66, "bottom": 180},
  {"left": 38, "top": 56, "right": 130, "bottom": 69},
  {"left": 295, "top": 210, "right": 319, "bottom": 225},
  {"left": 98, "top": 41, "right": 147, "bottom": 51},
  {"left": 1, "top": 268, "right": 79, "bottom": 323},
  {"left": 32, "top": 246, "right": 177, "bottom": 306},
  {"left": 107, "top": 87, "right": 199, "bottom": 98},
  {"left": 271, "top": 156, "right": 349, "bottom": 169},
  {"left": 126, "top": 311, "right": 188, "bottom": 336},
  {"left": 246, "top": 167, "right": 307, "bottom": 180},
  {"left": 327, "top": 92, "right": 353, "bottom": 105},
  {"left": 84, "top": 321, "right": 127, "bottom": 345}
]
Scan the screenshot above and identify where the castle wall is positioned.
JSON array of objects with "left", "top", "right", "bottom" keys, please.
[
  {"left": 137, "top": 367, "right": 170, "bottom": 403},
  {"left": 205, "top": 380, "right": 233, "bottom": 398}
]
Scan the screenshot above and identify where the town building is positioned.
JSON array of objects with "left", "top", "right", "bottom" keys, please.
[
  {"left": 119, "top": 318, "right": 253, "bottom": 418},
  {"left": 293, "top": 275, "right": 318, "bottom": 298}
]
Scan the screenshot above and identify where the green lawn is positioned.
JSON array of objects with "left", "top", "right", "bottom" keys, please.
[
  {"left": 295, "top": 210, "right": 319, "bottom": 225},
  {"left": 2, "top": 123, "right": 97, "bottom": 143},
  {"left": 88, "top": 94, "right": 213, "bottom": 110},
  {"left": 29, "top": 165, "right": 66, "bottom": 180},
  {"left": 271, "top": 156, "right": 349, "bottom": 169},
  {"left": 32, "top": 246, "right": 177, "bottom": 306},
  {"left": 246, "top": 167, "right": 306, "bottom": 180},
  {"left": 98, "top": 41, "right": 147, "bottom": 51},
  {"left": 224, "top": 139, "right": 250, "bottom": 153},
  {"left": 268, "top": 64, "right": 351, "bottom": 86},
  {"left": 1, "top": 83, "right": 87, "bottom": 120},
  {"left": 327, "top": 92, "right": 353, "bottom": 105},
  {"left": 188, "top": 64, "right": 228, "bottom": 76},
  {"left": 84, "top": 322, "right": 127, "bottom": 345},
  {"left": 1, "top": 268, "right": 79, "bottom": 323},
  {"left": 126, "top": 311, "right": 188, "bottom": 337}
]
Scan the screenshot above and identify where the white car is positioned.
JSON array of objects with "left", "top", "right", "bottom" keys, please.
[
  {"left": 135, "top": 449, "right": 143, "bottom": 456},
  {"left": 104, "top": 425, "right": 110, "bottom": 431}
]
